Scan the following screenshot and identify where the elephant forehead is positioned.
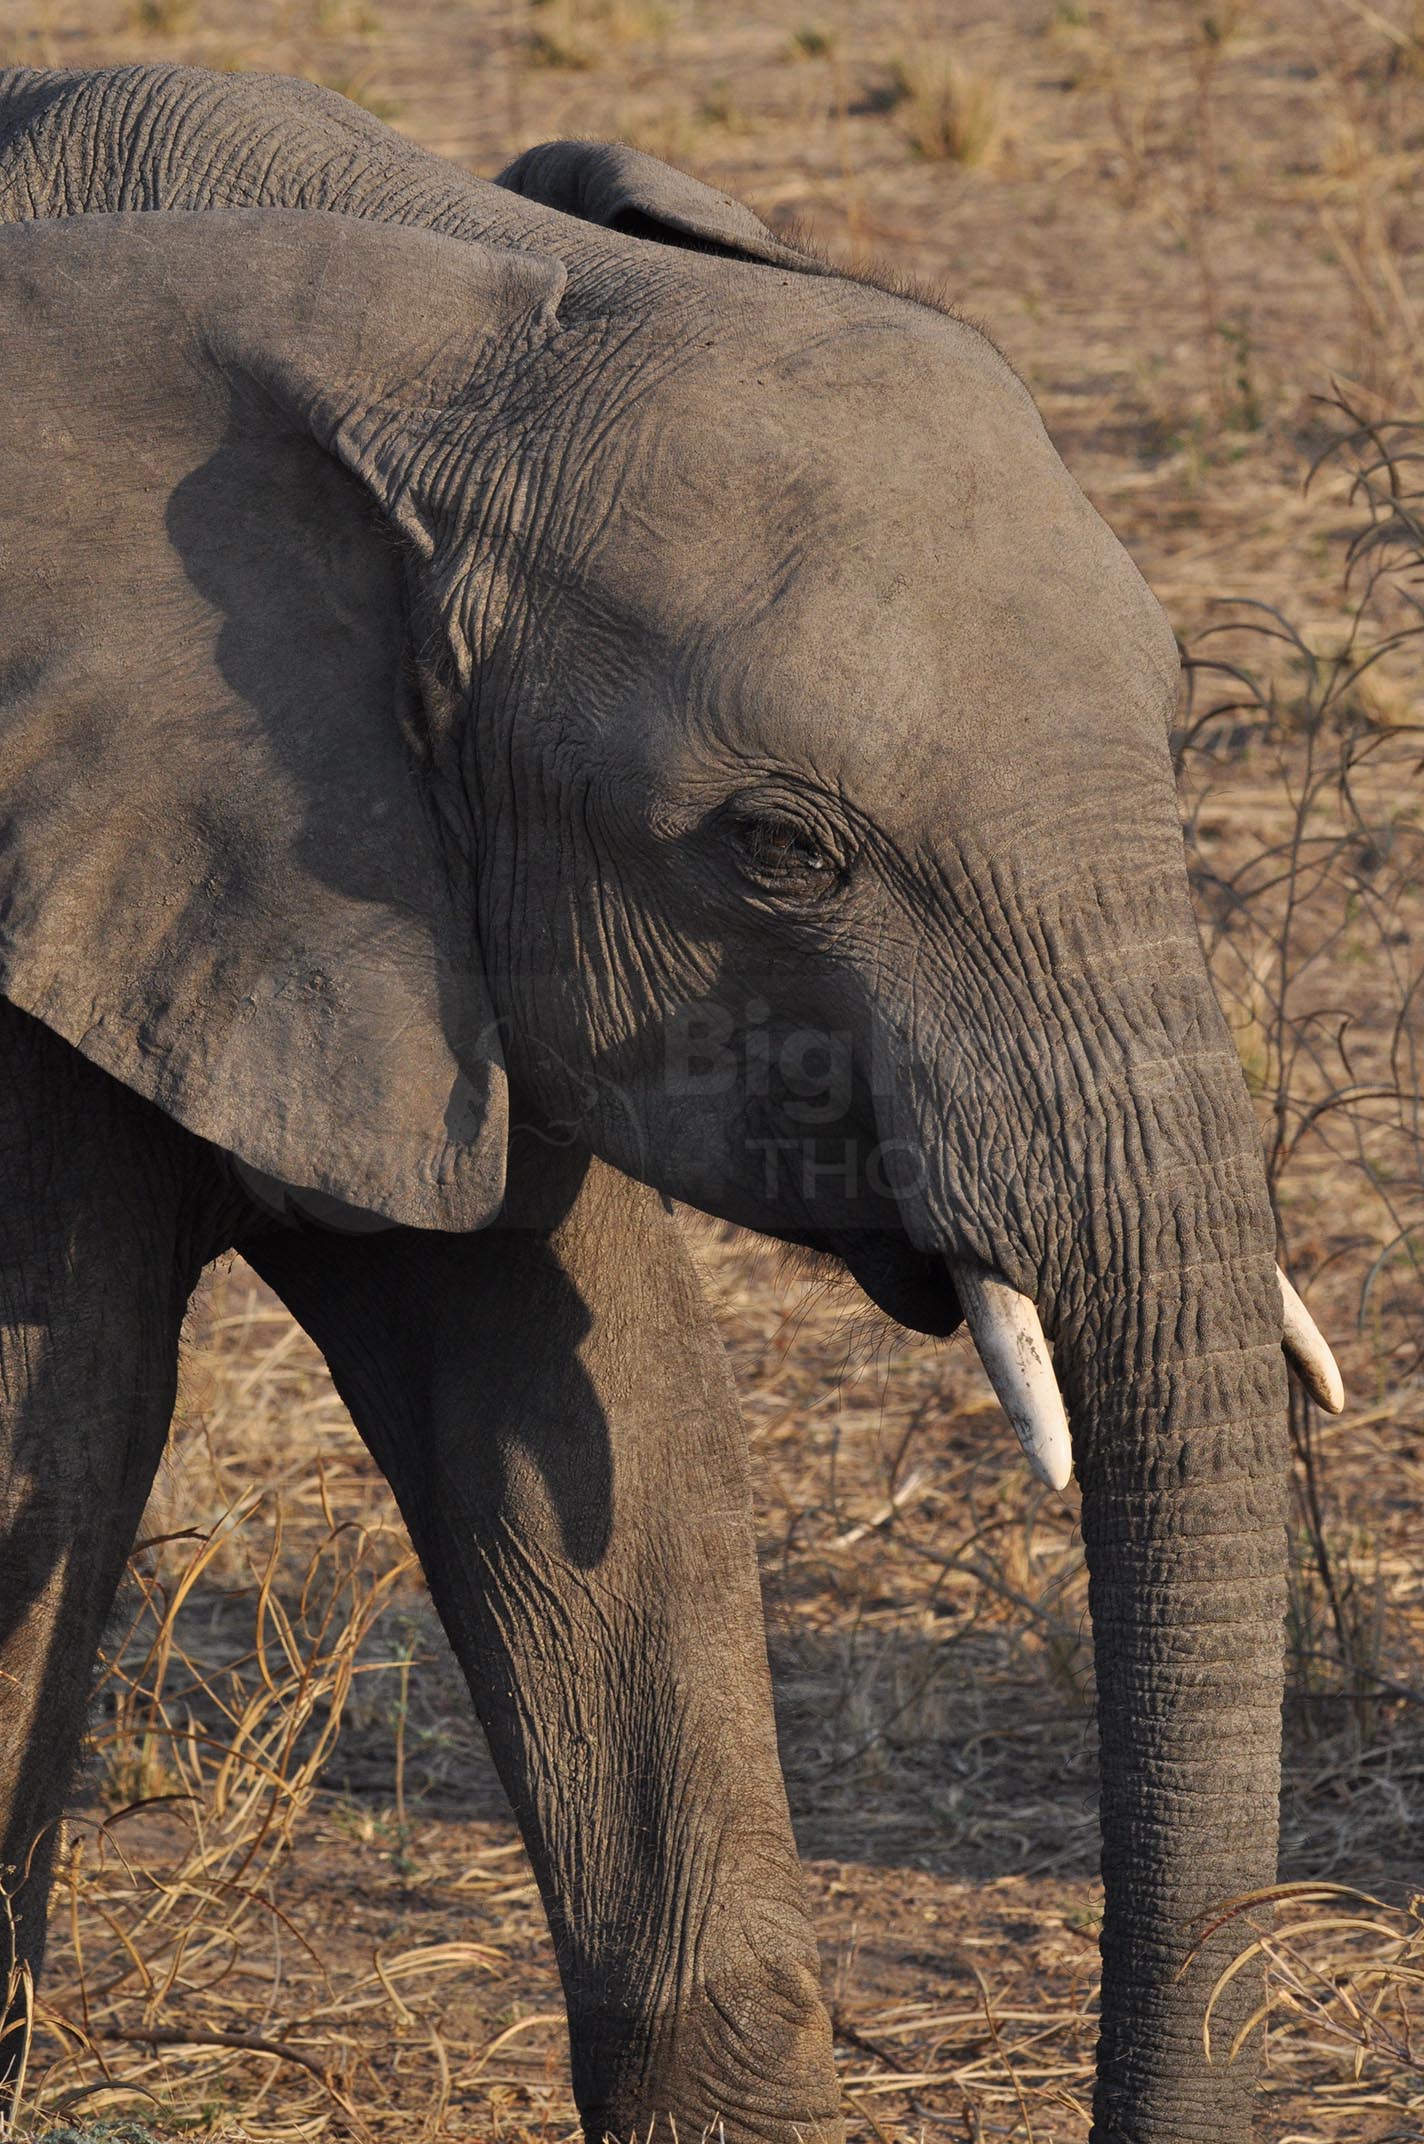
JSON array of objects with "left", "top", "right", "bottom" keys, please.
[
  {"left": 600, "top": 328, "right": 1179, "bottom": 816},
  {"left": 740, "top": 487, "right": 1177, "bottom": 780},
  {"left": 613, "top": 400, "right": 1175, "bottom": 810}
]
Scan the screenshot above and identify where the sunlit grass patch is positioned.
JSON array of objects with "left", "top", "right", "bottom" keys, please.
[
  {"left": 1201, "top": 1882, "right": 1424, "bottom": 2129},
  {"left": 128, "top": 0, "right": 195, "bottom": 33},
  {"left": 523, "top": 0, "right": 669, "bottom": 73},
  {"left": 884, "top": 45, "right": 1003, "bottom": 167}
]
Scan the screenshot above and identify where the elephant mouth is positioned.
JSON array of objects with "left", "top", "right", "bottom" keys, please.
[
  {"left": 790, "top": 1230, "right": 1073, "bottom": 1488},
  {"left": 795, "top": 1228, "right": 1343, "bottom": 1496},
  {"left": 790, "top": 1227, "right": 962, "bottom": 1339}
]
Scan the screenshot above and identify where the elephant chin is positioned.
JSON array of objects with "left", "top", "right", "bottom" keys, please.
[{"left": 783, "top": 1229, "right": 963, "bottom": 1339}]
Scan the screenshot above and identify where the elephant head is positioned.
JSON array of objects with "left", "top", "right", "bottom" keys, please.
[{"left": 0, "top": 193, "right": 1339, "bottom": 2140}]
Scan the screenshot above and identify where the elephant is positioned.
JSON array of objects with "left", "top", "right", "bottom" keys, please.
[{"left": 0, "top": 63, "right": 1345, "bottom": 2144}]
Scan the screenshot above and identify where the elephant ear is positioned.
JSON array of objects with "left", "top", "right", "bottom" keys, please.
[
  {"left": 496, "top": 139, "right": 816, "bottom": 269},
  {"left": 0, "top": 210, "right": 565, "bottom": 1230}
]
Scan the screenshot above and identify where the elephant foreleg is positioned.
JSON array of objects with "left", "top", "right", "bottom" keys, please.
[
  {"left": 0, "top": 1006, "right": 211, "bottom": 2088},
  {"left": 246, "top": 1140, "right": 843, "bottom": 2144}
]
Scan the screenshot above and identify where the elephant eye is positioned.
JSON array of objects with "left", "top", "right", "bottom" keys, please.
[{"left": 727, "top": 809, "right": 843, "bottom": 896}]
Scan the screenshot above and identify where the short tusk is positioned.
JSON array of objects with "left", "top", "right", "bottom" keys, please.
[
  {"left": 951, "top": 1261, "right": 1074, "bottom": 1492},
  {"left": 1279, "top": 1267, "right": 1345, "bottom": 1414}
]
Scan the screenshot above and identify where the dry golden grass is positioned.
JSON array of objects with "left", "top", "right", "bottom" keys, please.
[
  {"left": 522, "top": 0, "right": 670, "bottom": 76},
  {"left": 884, "top": 44, "right": 1004, "bottom": 167},
  {"left": 1199, "top": 1881, "right": 1424, "bottom": 2101},
  {"left": 0, "top": 4, "right": 1420, "bottom": 2140}
]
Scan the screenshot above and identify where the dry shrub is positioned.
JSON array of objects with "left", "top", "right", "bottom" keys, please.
[
  {"left": 128, "top": 0, "right": 195, "bottom": 33},
  {"left": 788, "top": 26, "right": 837, "bottom": 63},
  {"left": 884, "top": 46, "right": 1002, "bottom": 167},
  {"left": 1180, "top": 396, "right": 1424, "bottom": 1364},
  {"left": 523, "top": 0, "right": 669, "bottom": 73},
  {"left": 1181, "top": 404, "right": 1424, "bottom": 2118},
  {"left": 1197, "top": 1882, "right": 1424, "bottom": 2126}
]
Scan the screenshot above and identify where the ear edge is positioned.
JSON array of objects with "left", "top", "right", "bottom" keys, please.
[{"left": 496, "top": 138, "right": 816, "bottom": 271}]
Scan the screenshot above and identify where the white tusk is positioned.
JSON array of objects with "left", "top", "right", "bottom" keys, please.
[
  {"left": 951, "top": 1261, "right": 1074, "bottom": 1492},
  {"left": 1279, "top": 1267, "right": 1345, "bottom": 1414}
]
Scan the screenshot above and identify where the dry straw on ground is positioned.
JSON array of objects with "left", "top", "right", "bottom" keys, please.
[{"left": 0, "top": 3, "right": 1420, "bottom": 2140}]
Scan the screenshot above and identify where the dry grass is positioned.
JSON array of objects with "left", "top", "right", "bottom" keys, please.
[
  {"left": 522, "top": 0, "right": 669, "bottom": 75},
  {"left": 0, "top": 3, "right": 1420, "bottom": 2140},
  {"left": 13, "top": 1291, "right": 541, "bottom": 2139},
  {"left": 1201, "top": 1882, "right": 1424, "bottom": 2125},
  {"left": 884, "top": 45, "right": 1004, "bottom": 167},
  {"left": 127, "top": 0, "right": 196, "bottom": 39},
  {"left": 1164, "top": 406, "right": 1423, "bottom": 2139}
]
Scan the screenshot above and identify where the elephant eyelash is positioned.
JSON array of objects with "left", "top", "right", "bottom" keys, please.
[{"left": 723, "top": 806, "right": 849, "bottom": 898}]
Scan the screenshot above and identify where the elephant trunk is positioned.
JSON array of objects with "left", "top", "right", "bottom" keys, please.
[
  {"left": 1040, "top": 1095, "right": 1288, "bottom": 2137},
  {"left": 1071, "top": 1264, "right": 1288, "bottom": 2142},
  {"left": 913, "top": 864, "right": 1293, "bottom": 2139}
]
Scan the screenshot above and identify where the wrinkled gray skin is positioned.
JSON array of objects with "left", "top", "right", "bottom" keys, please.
[{"left": 0, "top": 67, "right": 1291, "bottom": 2143}]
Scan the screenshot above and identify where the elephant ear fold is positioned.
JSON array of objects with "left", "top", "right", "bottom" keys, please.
[
  {"left": 497, "top": 138, "right": 815, "bottom": 269},
  {"left": 0, "top": 209, "right": 565, "bottom": 1231}
]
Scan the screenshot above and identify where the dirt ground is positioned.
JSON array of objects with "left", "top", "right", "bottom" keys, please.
[{"left": 1, "top": 2, "right": 1422, "bottom": 2140}]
